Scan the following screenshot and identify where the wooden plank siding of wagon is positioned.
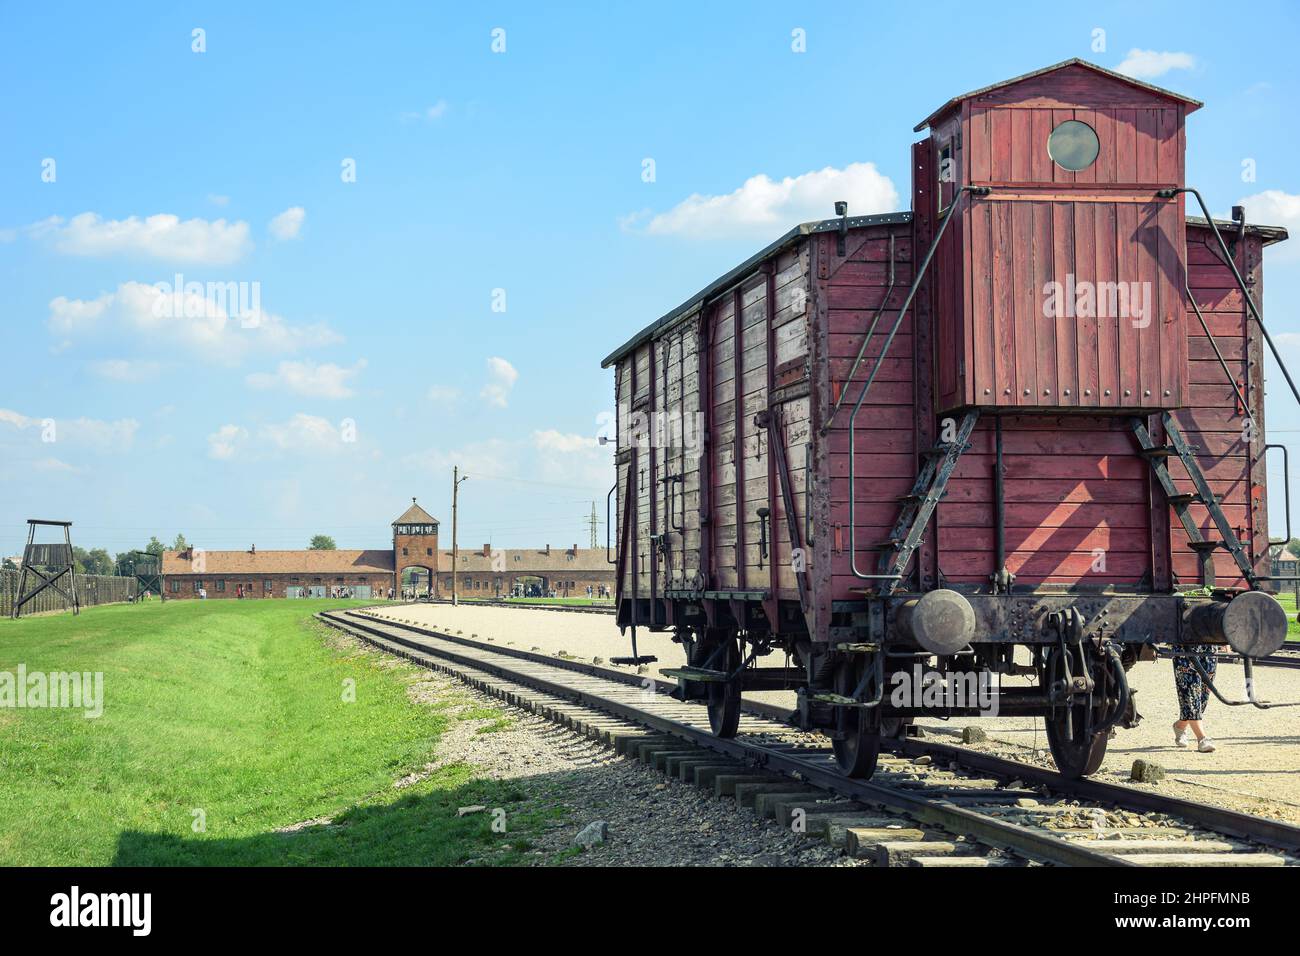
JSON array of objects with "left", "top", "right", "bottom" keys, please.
[
  {"left": 822, "top": 219, "right": 920, "bottom": 596},
  {"left": 710, "top": 294, "right": 738, "bottom": 589},
  {"left": 938, "top": 415, "right": 1156, "bottom": 586},
  {"left": 1167, "top": 228, "right": 1269, "bottom": 588},
  {"left": 912, "top": 138, "right": 940, "bottom": 590},
  {"left": 946, "top": 63, "right": 1190, "bottom": 415}
]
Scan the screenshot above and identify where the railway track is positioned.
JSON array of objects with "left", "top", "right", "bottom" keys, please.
[
  {"left": 318, "top": 608, "right": 1299, "bottom": 868},
  {"left": 1254, "top": 646, "right": 1300, "bottom": 670},
  {"left": 422, "top": 598, "right": 616, "bottom": 615}
]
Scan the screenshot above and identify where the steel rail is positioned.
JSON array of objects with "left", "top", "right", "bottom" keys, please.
[
  {"left": 319, "top": 609, "right": 1132, "bottom": 867},
  {"left": 324, "top": 608, "right": 1300, "bottom": 861},
  {"left": 890, "top": 736, "right": 1300, "bottom": 854}
]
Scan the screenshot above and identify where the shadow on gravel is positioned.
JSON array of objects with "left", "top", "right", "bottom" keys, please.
[{"left": 108, "top": 773, "right": 569, "bottom": 866}]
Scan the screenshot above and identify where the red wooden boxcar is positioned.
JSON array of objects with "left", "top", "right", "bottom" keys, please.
[{"left": 601, "top": 60, "right": 1291, "bottom": 778}]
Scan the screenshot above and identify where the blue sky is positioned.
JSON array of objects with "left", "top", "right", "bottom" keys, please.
[{"left": 3, "top": 1, "right": 1299, "bottom": 557}]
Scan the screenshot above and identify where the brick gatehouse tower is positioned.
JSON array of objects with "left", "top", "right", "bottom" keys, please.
[{"left": 392, "top": 498, "right": 440, "bottom": 595}]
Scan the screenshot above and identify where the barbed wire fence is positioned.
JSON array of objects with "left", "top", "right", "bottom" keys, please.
[{"left": 0, "top": 568, "right": 138, "bottom": 618}]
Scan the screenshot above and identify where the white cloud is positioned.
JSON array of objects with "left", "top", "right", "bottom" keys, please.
[
  {"left": 28, "top": 212, "right": 251, "bottom": 264},
  {"left": 480, "top": 356, "right": 518, "bottom": 408},
  {"left": 532, "top": 429, "right": 599, "bottom": 453},
  {"left": 402, "top": 438, "right": 516, "bottom": 480},
  {"left": 246, "top": 359, "right": 365, "bottom": 398},
  {"left": 426, "top": 384, "right": 461, "bottom": 405},
  {"left": 1237, "top": 190, "right": 1300, "bottom": 258},
  {"left": 259, "top": 414, "right": 355, "bottom": 454},
  {"left": 400, "top": 100, "right": 449, "bottom": 122},
  {"left": 1115, "top": 49, "right": 1196, "bottom": 80},
  {"left": 625, "top": 162, "right": 899, "bottom": 240},
  {"left": 89, "top": 358, "right": 162, "bottom": 383},
  {"left": 207, "top": 414, "right": 359, "bottom": 460},
  {"left": 402, "top": 432, "right": 612, "bottom": 497},
  {"left": 47, "top": 281, "right": 342, "bottom": 362},
  {"left": 531, "top": 429, "right": 614, "bottom": 490},
  {"left": 268, "top": 206, "right": 305, "bottom": 241},
  {"left": 47, "top": 292, "right": 112, "bottom": 342},
  {"left": 207, "top": 424, "right": 248, "bottom": 460},
  {"left": 208, "top": 194, "right": 230, "bottom": 207},
  {"left": 33, "top": 457, "right": 76, "bottom": 473},
  {"left": 0, "top": 408, "right": 139, "bottom": 452}
]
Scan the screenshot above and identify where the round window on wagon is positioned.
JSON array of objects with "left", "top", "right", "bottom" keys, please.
[{"left": 1047, "top": 119, "right": 1100, "bottom": 171}]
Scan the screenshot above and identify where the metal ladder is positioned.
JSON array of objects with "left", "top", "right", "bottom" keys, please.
[
  {"left": 873, "top": 409, "right": 980, "bottom": 593},
  {"left": 1130, "top": 412, "right": 1257, "bottom": 589}
]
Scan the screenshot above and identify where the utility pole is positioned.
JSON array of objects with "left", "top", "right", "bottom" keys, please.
[{"left": 451, "top": 466, "right": 468, "bottom": 606}]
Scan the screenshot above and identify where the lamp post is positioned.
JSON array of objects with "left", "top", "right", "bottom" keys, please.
[{"left": 451, "top": 466, "right": 469, "bottom": 606}]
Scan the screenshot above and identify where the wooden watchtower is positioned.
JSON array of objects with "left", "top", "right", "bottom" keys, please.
[{"left": 11, "top": 519, "right": 79, "bottom": 618}]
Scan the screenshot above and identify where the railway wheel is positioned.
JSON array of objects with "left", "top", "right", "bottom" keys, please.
[
  {"left": 831, "top": 660, "right": 881, "bottom": 779},
  {"left": 706, "top": 633, "right": 742, "bottom": 738},
  {"left": 1043, "top": 646, "right": 1109, "bottom": 778}
]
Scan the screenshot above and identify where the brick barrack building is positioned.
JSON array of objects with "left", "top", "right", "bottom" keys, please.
[{"left": 160, "top": 499, "right": 615, "bottom": 599}]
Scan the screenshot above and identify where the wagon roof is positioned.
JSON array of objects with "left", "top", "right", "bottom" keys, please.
[
  {"left": 599, "top": 211, "right": 913, "bottom": 368},
  {"left": 913, "top": 58, "right": 1203, "bottom": 132},
  {"left": 1188, "top": 216, "right": 1289, "bottom": 247},
  {"left": 601, "top": 210, "right": 1289, "bottom": 370}
]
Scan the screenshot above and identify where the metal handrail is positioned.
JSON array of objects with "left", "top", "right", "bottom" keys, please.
[
  {"left": 606, "top": 481, "right": 617, "bottom": 563},
  {"left": 1265, "top": 444, "right": 1292, "bottom": 546},
  {"left": 823, "top": 231, "right": 897, "bottom": 432},
  {"left": 848, "top": 184, "right": 989, "bottom": 581},
  {"left": 1163, "top": 187, "right": 1299, "bottom": 572},
  {"left": 1162, "top": 187, "right": 1300, "bottom": 409}
]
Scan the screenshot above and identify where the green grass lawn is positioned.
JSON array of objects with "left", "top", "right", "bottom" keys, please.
[
  {"left": 0, "top": 600, "right": 559, "bottom": 865},
  {"left": 1269, "top": 591, "right": 1300, "bottom": 641}
]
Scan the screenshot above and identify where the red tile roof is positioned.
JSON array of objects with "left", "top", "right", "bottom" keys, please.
[{"left": 161, "top": 549, "right": 395, "bottom": 575}]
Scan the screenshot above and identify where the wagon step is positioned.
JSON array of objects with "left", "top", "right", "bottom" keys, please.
[
  {"left": 873, "top": 409, "right": 980, "bottom": 593},
  {"left": 1130, "top": 414, "right": 1257, "bottom": 589},
  {"left": 659, "top": 665, "right": 729, "bottom": 683},
  {"left": 810, "top": 691, "right": 869, "bottom": 707},
  {"left": 611, "top": 655, "right": 659, "bottom": 666}
]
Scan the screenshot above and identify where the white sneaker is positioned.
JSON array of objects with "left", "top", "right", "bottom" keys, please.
[
  {"left": 1198, "top": 737, "right": 1217, "bottom": 753},
  {"left": 1173, "top": 722, "right": 1192, "bottom": 748}
]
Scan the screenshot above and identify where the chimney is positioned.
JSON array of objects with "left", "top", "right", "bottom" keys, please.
[
  {"left": 250, "top": 544, "right": 256, "bottom": 554},
  {"left": 482, "top": 544, "right": 490, "bottom": 557},
  {"left": 572, "top": 543, "right": 578, "bottom": 554},
  {"left": 545, "top": 543, "right": 550, "bottom": 555}
]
